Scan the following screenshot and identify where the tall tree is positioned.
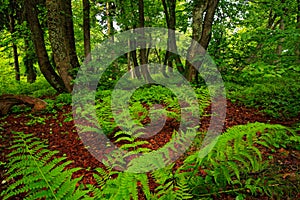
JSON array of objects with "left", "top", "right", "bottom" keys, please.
[
  {"left": 106, "top": 1, "right": 119, "bottom": 78},
  {"left": 24, "top": 0, "right": 67, "bottom": 93},
  {"left": 185, "top": 0, "right": 207, "bottom": 81},
  {"left": 8, "top": 0, "right": 20, "bottom": 81},
  {"left": 162, "top": 0, "right": 184, "bottom": 76},
  {"left": 275, "top": 0, "right": 287, "bottom": 57},
  {"left": 184, "top": 0, "right": 219, "bottom": 81},
  {"left": 24, "top": 37, "right": 37, "bottom": 83},
  {"left": 46, "top": 0, "right": 80, "bottom": 92},
  {"left": 200, "top": 0, "right": 219, "bottom": 50},
  {"left": 83, "top": 0, "right": 91, "bottom": 62},
  {"left": 138, "top": 0, "right": 154, "bottom": 83}
]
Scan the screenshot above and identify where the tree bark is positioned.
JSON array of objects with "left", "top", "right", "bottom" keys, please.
[
  {"left": 83, "top": 0, "right": 91, "bottom": 63},
  {"left": 106, "top": 2, "right": 119, "bottom": 79},
  {"left": 11, "top": 41, "right": 20, "bottom": 81},
  {"left": 138, "top": 0, "right": 154, "bottom": 83},
  {"left": 200, "top": 0, "right": 219, "bottom": 50},
  {"left": 46, "top": 0, "right": 80, "bottom": 93},
  {"left": 0, "top": 94, "right": 47, "bottom": 116},
  {"left": 276, "top": 17, "right": 285, "bottom": 56},
  {"left": 162, "top": 0, "right": 184, "bottom": 75},
  {"left": 24, "top": 0, "right": 67, "bottom": 93},
  {"left": 185, "top": 0, "right": 208, "bottom": 81},
  {"left": 8, "top": 2, "right": 20, "bottom": 82},
  {"left": 275, "top": 0, "right": 287, "bottom": 64},
  {"left": 130, "top": 39, "right": 142, "bottom": 79},
  {"left": 24, "top": 38, "right": 37, "bottom": 83}
]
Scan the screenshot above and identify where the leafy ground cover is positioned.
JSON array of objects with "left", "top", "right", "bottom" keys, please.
[{"left": 0, "top": 90, "right": 299, "bottom": 199}]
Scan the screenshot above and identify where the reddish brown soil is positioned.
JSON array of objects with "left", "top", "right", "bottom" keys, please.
[{"left": 0, "top": 100, "right": 299, "bottom": 199}]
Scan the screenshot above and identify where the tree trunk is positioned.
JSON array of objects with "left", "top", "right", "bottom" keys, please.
[
  {"left": 106, "top": 2, "right": 119, "bottom": 79},
  {"left": 24, "top": 0, "right": 67, "bottom": 93},
  {"left": 127, "top": 40, "right": 135, "bottom": 78},
  {"left": 199, "top": 0, "right": 219, "bottom": 49},
  {"left": 130, "top": 40, "right": 142, "bottom": 79},
  {"left": 11, "top": 42, "right": 20, "bottom": 81},
  {"left": 185, "top": 0, "right": 208, "bottom": 81},
  {"left": 8, "top": 3, "right": 20, "bottom": 82},
  {"left": 276, "top": 17, "right": 285, "bottom": 56},
  {"left": 0, "top": 94, "right": 47, "bottom": 116},
  {"left": 162, "top": 0, "right": 184, "bottom": 75},
  {"left": 24, "top": 38, "right": 37, "bottom": 83},
  {"left": 138, "top": 0, "right": 154, "bottom": 83},
  {"left": 83, "top": 0, "right": 91, "bottom": 63},
  {"left": 276, "top": 0, "right": 287, "bottom": 58},
  {"left": 46, "top": 0, "right": 80, "bottom": 93}
]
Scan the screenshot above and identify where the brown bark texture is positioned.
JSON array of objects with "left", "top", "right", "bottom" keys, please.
[
  {"left": 47, "top": 0, "right": 80, "bottom": 93},
  {"left": 24, "top": 0, "right": 67, "bottom": 93},
  {"left": 83, "top": 0, "right": 91, "bottom": 62},
  {"left": 0, "top": 94, "right": 47, "bottom": 115}
]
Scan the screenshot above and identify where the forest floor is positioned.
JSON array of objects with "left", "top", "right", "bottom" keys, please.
[{"left": 0, "top": 99, "right": 299, "bottom": 199}]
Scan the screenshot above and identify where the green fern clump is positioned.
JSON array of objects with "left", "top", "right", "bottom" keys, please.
[
  {"left": 1, "top": 131, "right": 91, "bottom": 200},
  {"left": 91, "top": 168, "right": 151, "bottom": 200},
  {"left": 152, "top": 164, "right": 193, "bottom": 200},
  {"left": 180, "top": 122, "right": 299, "bottom": 198}
]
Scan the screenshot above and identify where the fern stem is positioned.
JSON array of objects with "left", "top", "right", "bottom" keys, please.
[{"left": 23, "top": 138, "right": 58, "bottom": 200}]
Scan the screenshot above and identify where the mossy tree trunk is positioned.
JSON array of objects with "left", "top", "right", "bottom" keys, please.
[
  {"left": 24, "top": 0, "right": 67, "bottom": 93},
  {"left": 185, "top": 0, "right": 219, "bottom": 82},
  {"left": 46, "top": 0, "right": 80, "bottom": 93}
]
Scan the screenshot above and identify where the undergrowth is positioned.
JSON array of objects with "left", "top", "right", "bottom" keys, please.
[
  {"left": 225, "top": 64, "right": 300, "bottom": 119},
  {"left": 94, "top": 85, "right": 210, "bottom": 135},
  {"left": 0, "top": 77, "right": 57, "bottom": 97},
  {"left": 1, "top": 131, "right": 91, "bottom": 200},
  {"left": 2, "top": 123, "right": 299, "bottom": 199}
]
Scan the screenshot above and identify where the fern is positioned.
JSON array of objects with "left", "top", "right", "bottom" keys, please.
[
  {"left": 152, "top": 164, "right": 193, "bottom": 200},
  {"left": 1, "top": 131, "right": 91, "bottom": 200},
  {"left": 180, "top": 122, "right": 298, "bottom": 198},
  {"left": 92, "top": 169, "right": 151, "bottom": 200}
]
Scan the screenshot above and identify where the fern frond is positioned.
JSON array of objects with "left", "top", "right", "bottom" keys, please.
[{"left": 1, "top": 131, "right": 91, "bottom": 200}]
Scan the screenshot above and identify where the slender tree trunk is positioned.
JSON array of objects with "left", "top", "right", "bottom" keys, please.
[
  {"left": 161, "top": 0, "right": 169, "bottom": 77},
  {"left": 127, "top": 0, "right": 142, "bottom": 79},
  {"left": 185, "top": 0, "right": 218, "bottom": 82},
  {"left": 276, "top": 0, "right": 287, "bottom": 57},
  {"left": 276, "top": 17, "right": 285, "bottom": 56},
  {"left": 130, "top": 39, "right": 142, "bottom": 79},
  {"left": 8, "top": 5, "right": 20, "bottom": 82},
  {"left": 24, "top": 38, "right": 37, "bottom": 83},
  {"left": 138, "top": 0, "right": 154, "bottom": 83},
  {"left": 11, "top": 42, "right": 20, "bottom": 81},
  {"left": 106, "top": 2, "right": 119, "bottom": 79},
  {"left": 185, "top": 0, "right": 208, "bottom": 81},
  {"left": 46, "top": 0, "right": 80, "bottom": 93},
  {"left": 83, "top": 0, "right": 91, "bottom": 62},
  {"left": 162, "top": 0, "right": 184, "bottom": 75},
  {"left": 24, "top": 0, "right": 67, "bottom": 93},
  {"left": 127, "top": 40, "right": 135, "bottom": 78},
  {"left": 200, "top": 0, "right": 219, "bottom": 49}
]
